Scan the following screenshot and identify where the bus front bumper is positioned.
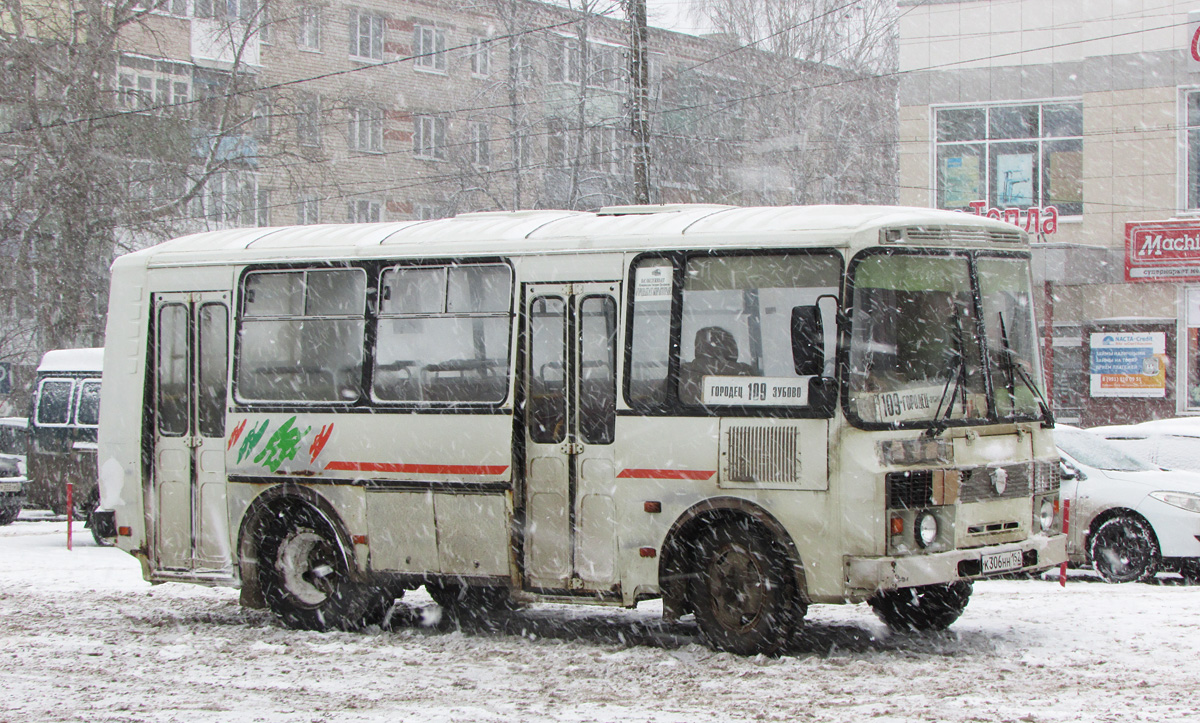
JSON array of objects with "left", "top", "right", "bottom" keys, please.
[{"left": 844, "top": 533, "right": 1067, "bottom": 593}]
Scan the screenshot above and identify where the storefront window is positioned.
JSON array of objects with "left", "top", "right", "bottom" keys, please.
[
  {"left": 935, "top": 102, "right": 1082, "bottom": 216},
  {"left": 1187, "top": 287, "right": 1200, "bottom": 409},
  {"left": 1186, "top": 92, "right": 1200, "bottom": 210}
]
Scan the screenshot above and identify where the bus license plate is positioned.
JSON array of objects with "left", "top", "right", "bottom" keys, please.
[
  {"left": 981, "top": 549, "right": 1023, "bottom": 574},
  {"left": 0, "top": 481, "right": 20, "bottom": 493}
]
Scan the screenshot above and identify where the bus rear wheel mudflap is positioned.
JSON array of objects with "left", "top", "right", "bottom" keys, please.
[
  {"left": 257, "top": 504, "right": 392, "bottom": 631},
  {"left": 868, "top": 581, "right": 973, "bottom": 633},
  {"left": 688, "top": 519, "right": 803, "bottom": 655}
]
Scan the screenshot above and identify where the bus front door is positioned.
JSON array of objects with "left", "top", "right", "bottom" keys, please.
[
  {"left": 152, "top": 292, "right": 231, "bottom": 576},
  {"left": 524, "top": 284, "right": 620, "bottom": 592}
]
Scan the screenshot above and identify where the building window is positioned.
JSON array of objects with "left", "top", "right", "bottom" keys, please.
[
  {"left": 414, "top": 25, "right": 447, "bottom": 72},
  {"left": 513, "top": 41, "right": 535, "bottom": 84},
  {"left": 348, "top": 199, "right": 381, "bottom": 223},
  {"left": 202, "top": 171, "right": 268, "bottom": 228},
  {"left": 470, "top": 36, "right": 491, "bottom": 76},
  {"left": 194, "top": 0, "right": 258, "bottom": 21},
  {"left": 470, "top": 122, "right": 490, "bottom": 168},
  {"left": 297, "top": 6, "right": 320, "bottom": 50},
  {"left": 298, "top": 195, "right": 320, "bottom": 224},
  {"left": 349, "top": 9, "right": 384, "bottom": 61},
  {"left": 348, "top": 106, "right": 384, "bottom": 153},
  {"left": 585, "top": 125, "right": 620, "bottom": 174},
  {"left": 414, "top": 204, "right": 441, "bottom": 220},
  {"left": 1185, "top": 92, "right": 1200, "bottom": 210},
  {"left": 935, "top": 102, "right": 1082, "bottom": 216},
  {"left": 296, "top": 95, "right": 321, "bottom": 146},
  {"left": 414, "top": 115, "right": 446, "bottom": 160},
  {"left": 549, "top": 37, "right": 579, "bottom": 84},
  {"left": 117, "top": 55, "right": 191, "bottom": 113},
  {"left": 547, "top": 118, "right": 568, "bottom": 167}
]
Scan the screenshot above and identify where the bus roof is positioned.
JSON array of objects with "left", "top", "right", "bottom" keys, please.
[
  {"left": 122, "top": 205, "right": 1028, "bottom": 268},
  {"left": 37, "top": 348, "right": 104, "bottom": 374}
]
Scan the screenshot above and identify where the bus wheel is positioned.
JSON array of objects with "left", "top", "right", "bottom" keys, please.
[
  {"left": 259, "top": 507, "right": 391, "bottom": 631},
  {"left": 869, "top": 581, "right": 973, "bottom": 632},
  {"left": 1090, "top": 515, "right": 1159, "bottom": 583},
  {"left": 690, "top": 520, "right": 798, "bottom": 655},
  {"left": 85, "top": 488, "right": 111, "bottom": 547}
]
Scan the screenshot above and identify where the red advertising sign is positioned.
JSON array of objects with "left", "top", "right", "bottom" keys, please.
[{"left": 1125, "top": 220, "right": 1200, "bottom": 282}]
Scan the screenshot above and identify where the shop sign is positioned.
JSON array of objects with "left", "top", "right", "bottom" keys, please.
[
  {"left": 1125, "top": 220, "right": 1200, "bottom": 282},
  {"left": 1089, "top": 332, "right": 1167, "bottom": 398},
  {"left": 964, "top": 201, "right": 1059, "bottom": 235}
]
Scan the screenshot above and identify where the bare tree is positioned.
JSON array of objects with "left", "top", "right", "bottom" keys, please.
[{"left": 0, "top": 0, "right": 293, "bottom": 364}]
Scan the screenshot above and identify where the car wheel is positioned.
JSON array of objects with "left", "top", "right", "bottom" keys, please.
[
  {"left": 689, "top": 520, "right": 801, "bottom": 655},
  {"left": 258, "top": 505, "right": 392, "bottom": 631},
  {"left": 1089, "top": 515, "right": 1160, "bottom": 583},
  {"left": 869, "top": 581, "right": 973, "bottom": 632},
  {"left": 0, "top": 507, "right": 19, "bottom": 526}
]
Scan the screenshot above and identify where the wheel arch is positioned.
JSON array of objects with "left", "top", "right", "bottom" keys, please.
[
  {"left": 658, "top": 496, "right": 809, "bottom": 621},
  {"left": 236, "top": 483, "right": 361, "bottom": 609}
]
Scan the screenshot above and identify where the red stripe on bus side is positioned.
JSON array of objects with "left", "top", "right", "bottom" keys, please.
[
  {"left": 325, "top": 462, "right": 509, "bottom": 476},
  {"left": 617, "top": 468, "right": 715, "bottom": 481}
]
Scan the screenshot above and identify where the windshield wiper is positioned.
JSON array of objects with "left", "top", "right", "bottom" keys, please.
[
  {"left": 925, "top": 303, "right": 969, "bottom": 438},
  {"left": 997, "top": 312, "right": 1055, "bottom": 428}
]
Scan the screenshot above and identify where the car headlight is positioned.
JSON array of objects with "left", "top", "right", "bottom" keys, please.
[
  {"left": 914, "top": 510, "right": 939, "bottom": 548},
  {"left": 1038, "top": 498, "right": 1056, "bottom": 532},
  {"left": 1149, "top": 491, "right": 1200, "bottom": 514}
]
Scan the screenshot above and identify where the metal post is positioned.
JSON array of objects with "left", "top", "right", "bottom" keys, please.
[
  {"left": 625, "top": 0, "right": 651, "bottom": 204},
  {"left": 66, "top": 482, "right": 73, "bottom": 551}
]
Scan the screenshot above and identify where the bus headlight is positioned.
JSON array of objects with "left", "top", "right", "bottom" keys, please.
[
  {"left": 1038, "top": 498, "right": 1056, "bottom": 532},
  {"left": 915, "top": 510, "right": 939, "bottom": 548}
]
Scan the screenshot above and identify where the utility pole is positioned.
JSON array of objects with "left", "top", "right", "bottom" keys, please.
[{"left": 625, "top": 0, "right": 651, "bottom": 204}]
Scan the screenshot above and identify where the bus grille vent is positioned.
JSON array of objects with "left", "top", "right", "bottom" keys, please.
[
  {"left": 886, "top": 470, "right": 934, "bottom": 509},
  {"left": 902, "top": 227, "right": 1024, "bottom": 245},
  {"left": 725, "top": 426, "right": 800, "bottom": 483}
]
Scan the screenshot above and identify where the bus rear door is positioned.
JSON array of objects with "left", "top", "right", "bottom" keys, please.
[{"left": 152, "top": 292, "right": 231, "bottom": 575}]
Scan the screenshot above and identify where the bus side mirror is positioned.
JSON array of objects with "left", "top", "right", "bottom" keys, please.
[{"left": 791, "top": 305, "right": 824, "bottom": 377}]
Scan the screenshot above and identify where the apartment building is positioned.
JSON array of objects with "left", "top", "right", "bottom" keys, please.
[{"left": 898, "top": 0, "right": 1200, "bottom": 424}]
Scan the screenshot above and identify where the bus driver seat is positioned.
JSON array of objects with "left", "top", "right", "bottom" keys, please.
[{"left": 678, "top": 326, "right": 755, "bottom": 404}]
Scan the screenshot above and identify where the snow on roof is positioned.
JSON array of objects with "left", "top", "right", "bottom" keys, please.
[
  {"left": 36, "top": 348, "right": 104, "bottom": 374},
  {"left": 125, "top": 205, "right": 1027, "bottom": 267}
]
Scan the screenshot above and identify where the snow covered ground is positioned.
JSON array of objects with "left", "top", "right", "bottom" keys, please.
[{"left": 2, "top": 517, "right": 1198, "bottom": 723}]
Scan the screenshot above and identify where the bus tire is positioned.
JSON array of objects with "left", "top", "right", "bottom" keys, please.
[
  {"left": 258, "top": 506, "right": 391, "bottom": 631},
  {"left": 690, "top": 520, "right": 798, "bottom": 655},
  {"left": 1089, "top": 515, "right": 1159, "bottom": 584},
  {"left": 869, "top": 581, "right": 973, "bottom": 632},
  {"left": 85, "top": 488, "right": 111, "bottom": 547}
]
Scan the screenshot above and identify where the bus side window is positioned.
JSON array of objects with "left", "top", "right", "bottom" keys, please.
[{"left": 529, "top": 297, "right": 566, "bottom": 443}]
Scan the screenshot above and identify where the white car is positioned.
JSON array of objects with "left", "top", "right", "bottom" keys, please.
[
  {"left": 1055, "top": 426, "right": 1200, "bottom": 584},
  {"left": 1090, "top": 418, "right": 1200, "bottom": 473}
]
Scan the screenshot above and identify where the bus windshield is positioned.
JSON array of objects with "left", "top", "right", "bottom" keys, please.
[{"left": 847, "top": 251, "right": 1046, "bottom": 427}]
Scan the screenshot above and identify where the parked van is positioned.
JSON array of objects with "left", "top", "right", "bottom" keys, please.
[{"left": 27, "top": 348, "right": 104, "bottom": 541}]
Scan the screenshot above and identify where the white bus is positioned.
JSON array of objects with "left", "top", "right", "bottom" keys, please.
[{"left": 96, "top": 205, "right": 1066, "bottom": 654}]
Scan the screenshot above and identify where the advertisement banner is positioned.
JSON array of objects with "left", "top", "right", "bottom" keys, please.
[
  {"left": 1089, "top": 332, "right": 1167, "bottom": 398},
  {"left": 1126, "top": 220, "right": 1200, "bottom": 282}
]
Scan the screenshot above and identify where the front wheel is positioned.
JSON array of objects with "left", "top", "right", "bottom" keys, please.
[
  {"left": 0, "top": 506, "right": 19, "bottom": 526},
  {"left": 689, "top": 520, "right": 801, "bottom": 655},
  {"left": 258, "top": 506, "right": 391, "bottom": 631},
  {"left": 869, "top": 581, "right": 973, "bottom": 632},
  {"left": 1089, "top": 515, "right": 1159, "bottom": 583}
]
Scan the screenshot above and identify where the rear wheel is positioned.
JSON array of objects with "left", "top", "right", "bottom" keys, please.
[
  {"left": 84, "top": 488, "right": 111, "bottom": 547},
  {"left": 869, "top": 581, "right": 973, "bottom": 632},
  {"left": 1090, "top": 515, "right": 1159, "bottom": 583},
  {"left": 0, "top": 507, "right": 19, "bottom": 526},
  {"left": 689, "top": 520, "right": 801, "bottom": 655},
  {"left": 258, "top": 505, "right": 391, "bottom": 631}
]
